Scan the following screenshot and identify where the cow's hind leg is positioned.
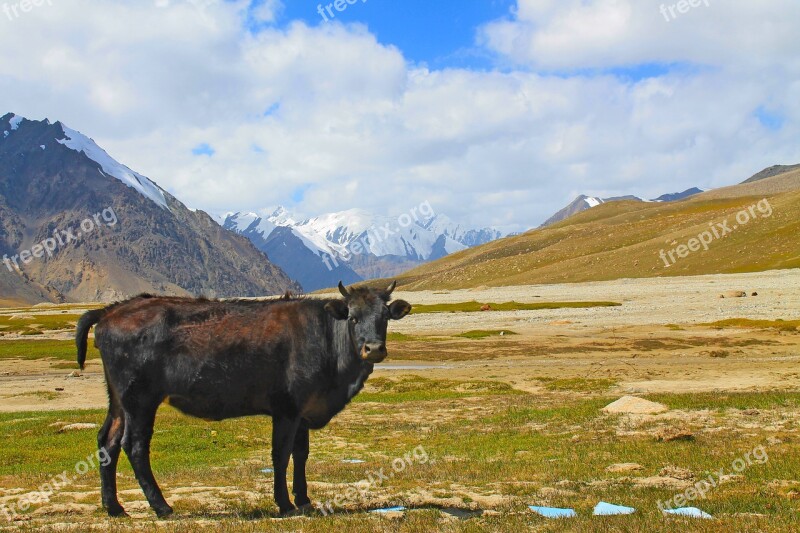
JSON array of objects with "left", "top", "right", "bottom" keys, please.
[
  {"left": 97, "top": 400, "right": 126, "bottom": 517},
  {"left": 272, "top": 416, "right": 301, "bottom": 515},
  {"left": 121, "top": 404, "right": 173, "bottom": 518},
  {"left": 291, "top": 424, "right": 311, "bottom": 509}
]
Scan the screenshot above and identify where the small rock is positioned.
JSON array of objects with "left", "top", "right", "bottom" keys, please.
[
  {"left": 767, "top": 436, "right": 783, "bottom": 445},
  {"left": 55, "top": 387, "right": 64, "bottom": 391},
  {"left": 480, "top": 304, "right": 492, "bottom": 311},
  {"left": 58, "top": 423, "right": 99, "bottom": 433},
  {"left": 606, "top": 463, "right": 644, "bottom": 473},
  {"left": 602, "top": 396, "right": 669, "bottom": 414},
  {"left": 68, "top": 370, "right": 81, "bottom": 378},
  {"left": 723, "top": 291, "right": 747, "bottom": 298},
  {"left": 751, "top": 292, "right": 758, "bottom": 296}
]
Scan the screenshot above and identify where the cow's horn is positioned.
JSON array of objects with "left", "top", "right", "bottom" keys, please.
[
  {"left": 338, "top": 281, "right": 350, "bottom": 298},
  {"left": 386, "top": 281, "right": 397, "bottom": 295}
]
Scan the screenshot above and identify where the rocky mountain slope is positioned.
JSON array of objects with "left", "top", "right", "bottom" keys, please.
[{"left": 0, "top": 113, "right": 298, "bottom": 304}]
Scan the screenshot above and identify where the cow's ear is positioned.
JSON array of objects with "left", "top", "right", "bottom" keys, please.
[
  {"left": 324, "top": 300, "right": 349, "bottom": 320},
  {"left": 389, "top": 300, "right": 412, "bottom": 320}
]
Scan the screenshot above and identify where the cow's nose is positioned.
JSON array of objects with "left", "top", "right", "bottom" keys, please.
[{"left": 362, "top": 343, "right": 387, "bottom": 362}]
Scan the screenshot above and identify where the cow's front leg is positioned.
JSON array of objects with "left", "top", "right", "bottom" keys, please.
[
  {"left": 271, "top": 416, "right": 301, "bottom": 515},
  {"left": 292, "top": 424, "right": 311, "bottom": 508}
]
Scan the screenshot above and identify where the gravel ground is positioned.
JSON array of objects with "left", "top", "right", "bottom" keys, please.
[{"left": 385, "top": 269, "right": 800, "bottom": 334}]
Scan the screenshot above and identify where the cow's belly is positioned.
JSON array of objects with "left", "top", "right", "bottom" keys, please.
[
  {"left": 164, "top": 357, "right": 274, "bottom": 420},
  {"left": 166, "top": 392, "right": 271, "bottom": 421}
]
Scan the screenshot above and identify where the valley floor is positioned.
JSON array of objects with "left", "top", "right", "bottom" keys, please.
[{"left": 0, "top": 269, "right": 799, "bottom": 531}]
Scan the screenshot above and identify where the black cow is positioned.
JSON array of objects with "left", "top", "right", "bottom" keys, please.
[{"left": 75, "top": 281, "right": 411, "bottom": 518}]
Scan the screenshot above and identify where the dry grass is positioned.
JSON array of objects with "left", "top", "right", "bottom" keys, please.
[{"left": 391, "top": 184, "right": 800, "bottom": 290}]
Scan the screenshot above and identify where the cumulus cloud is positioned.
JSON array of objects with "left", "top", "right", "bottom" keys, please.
[{"left": 1, "top": 0, "right": 798, "bottom": 231}]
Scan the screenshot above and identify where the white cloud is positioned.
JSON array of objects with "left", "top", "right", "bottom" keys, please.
[{"left": 1, "top": 0, "right": 798, "bottom": 232}]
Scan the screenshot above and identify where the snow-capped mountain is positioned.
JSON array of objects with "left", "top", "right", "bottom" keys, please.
[
  {"left": 222, "top": 208, "right": 362, "bottom": 291},
  {"left": 541, "top": 188, "right": 704, "bottom": 227},
  {"left": 293, "top": 209, "right": 465, "bottom": 261},
  {"left": 223, "top": 206, "right": 505, "bottom": 290},
  {"left": 57, "top": 123, "right": 170, "bottom": 209},
  {"left": 0, "top": 113, "right": 298, "bottom": 304},
  {"left": 420, "top": 214, "right": 504, "bottom": 247}
]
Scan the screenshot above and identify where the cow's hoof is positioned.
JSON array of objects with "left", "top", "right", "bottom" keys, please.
[
  {"left": 296, "top": 503, "right": 314, "bottom": 515},
  {"left": 155, "top": 505, "right": 174, "bottom": 519},
  {"left": 106, "top": 506, "right": 128, "bottom": 518},
  {"left": 279, "top": 506, "right": 299, "bottom": 517}
]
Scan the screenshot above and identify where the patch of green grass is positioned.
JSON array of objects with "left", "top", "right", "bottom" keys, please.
[
  {"left": 0, "top": 314, "right": 82, "bottom": 334},
  {"left": 0, "top": 407, "right": 261, "bottom": 478},
  {"left": 410, "top": 301, "right": 621, "bottom": 314},
  {"left": 385, "top": 332, "right": 448, "bottom": 342},
  {"left": 3, "top": 391, "right": 60, "bottom": 401},
  {"left": 647, "top": 391, "right": 800, "bottom": 411},
  {"left": 0, "top": 339, "right": 99, "bottom": 362},
  {"left": 535, "top": 377, "right": 618, "bottom": 392},
  {"left": 452, "top": 330, "right": 519, "bottom": 339},
  {"left": 2, "top": 384, "right": 800, "bottom": 530},
  {"left": 665, "top": 323, "right": 685, "bottom": 331},
  {"left": 704, "top": 318, "right": 800, "bottom": 332},
  {"left": 357, "top": 375, "right": 520, "bottom": 403}
]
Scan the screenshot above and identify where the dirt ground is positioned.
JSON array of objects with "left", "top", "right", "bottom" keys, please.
[{"left": 2, "top": 268, "right": 799, "bottom": 412}]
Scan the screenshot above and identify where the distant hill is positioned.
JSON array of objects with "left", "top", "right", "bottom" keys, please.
[
  {"left": 541, "top": 188, "right": 704, "bottom": 227},
  {"left": 0, "top": 113, "right": 298, "bottom": 304},
  {"left": 653, "top": 187, "right": 705, "bottom": 202},
  {"left": 743, "top": 164, "right": 800, "bottom": 184},
  {"left": 390, "top": 166, "right": 800, "bottom": 290}
]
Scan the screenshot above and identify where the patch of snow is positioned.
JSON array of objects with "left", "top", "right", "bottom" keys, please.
[
  {"left": 3, "top": 131, "right": 8, "bottom": 138},
  {"left": 584, "top": 197, "right": 602, "bottom": 208},
  {"left": 9, "top": 115, "right": 23, "bottom": 131},
  {"left": 40, "top": 145, "right": 46, "bottom": 150},
  {"left": 57, "top": 124, "right": 169, "bottom": 210}
]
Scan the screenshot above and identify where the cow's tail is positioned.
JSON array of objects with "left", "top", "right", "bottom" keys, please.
[{"left": 76, "top": 308, "right": 106, "bottom": 370}]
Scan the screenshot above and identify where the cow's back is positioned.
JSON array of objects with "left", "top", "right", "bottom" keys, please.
[{"left": 94, "top": 295, "right": 332, "bottom": 420}]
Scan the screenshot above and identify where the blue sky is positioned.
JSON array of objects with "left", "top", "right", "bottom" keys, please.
[
  {"left": 253, "top": 0, "right": 517, "bottom": 70},
  {"left": 3, "top": 0, "right": 798, "bottom": 230}
]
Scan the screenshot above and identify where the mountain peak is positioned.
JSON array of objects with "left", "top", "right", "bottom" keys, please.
[
  {"left": 2, "top": 114, "right": 170, "bottom": 211},
  {"left": 55, "top": 122, "right": 170, "bottom": 210}
]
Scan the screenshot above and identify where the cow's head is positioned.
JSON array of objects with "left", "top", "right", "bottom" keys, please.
[{"left": 325, "top": 281, "right": 412, "bottom": 363}]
